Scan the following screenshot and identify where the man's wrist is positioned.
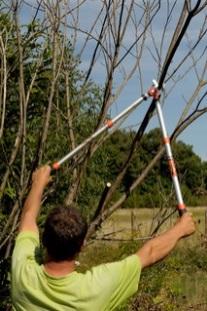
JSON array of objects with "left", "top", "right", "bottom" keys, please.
[{"left": 171, "top": 223, "right": 185, "bottom": 240}]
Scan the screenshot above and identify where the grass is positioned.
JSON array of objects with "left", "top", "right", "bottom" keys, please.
[{"left": 99, "top": 207, "right": 206, "bottom": 244}]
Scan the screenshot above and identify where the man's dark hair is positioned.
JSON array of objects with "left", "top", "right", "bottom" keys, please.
[{"left": 42, "top": 206, "right": 88, "bottom": 261}]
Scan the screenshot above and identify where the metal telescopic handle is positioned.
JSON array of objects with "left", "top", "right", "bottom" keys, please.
[
  {"left": 156, "top": 99, "right": 187, "bottom": 216},
  {"left": 149, "top": 80, "right": 187, "bottom": 216},
  {"left": 52, "top": 92, "right": 149, "bottom": 170}
]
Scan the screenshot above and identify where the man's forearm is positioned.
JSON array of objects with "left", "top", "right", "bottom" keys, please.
[
  {"left": 137, "top": 224, "right": 185, "bottom": 268},
  {"left": 137, "top": 213, "right": 195, "bottom": 268},
  {"left": 21, "top": 184, "right": 44, "bottom": 220},
  {"left": 19, "top": 184, "right": 44, "bottom": 232},
  {"left": 19, "top": 165, "right": 51, "bottom": 232}
]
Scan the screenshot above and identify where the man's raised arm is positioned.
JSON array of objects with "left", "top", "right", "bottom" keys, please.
[
  {"left": 19, "top": 165, "right": 51, "bottom": 233},
  {"left": 137, "top": 212, "right": 195, "bottom": 269}
]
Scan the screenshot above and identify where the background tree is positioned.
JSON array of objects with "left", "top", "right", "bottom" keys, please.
[{"left": 0, "top": 0, "right": 206, "bottom": 271}]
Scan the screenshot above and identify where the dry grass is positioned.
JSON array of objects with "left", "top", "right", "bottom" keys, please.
[{"left": 99, "top": 207, "right": 207, "bottom": 245}]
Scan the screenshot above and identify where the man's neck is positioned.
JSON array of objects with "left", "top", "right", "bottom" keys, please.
[{"left": 43, "top": 259, "right": 76, "bottom": 277}]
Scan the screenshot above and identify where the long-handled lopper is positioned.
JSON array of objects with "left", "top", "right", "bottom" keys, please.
[{"left": 52, "top": 80, "right": 187, "bottom": 216}]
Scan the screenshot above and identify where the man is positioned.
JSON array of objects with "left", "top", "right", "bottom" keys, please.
[{"left": 11, "top": 165, "right": 195, "bottom": 311}]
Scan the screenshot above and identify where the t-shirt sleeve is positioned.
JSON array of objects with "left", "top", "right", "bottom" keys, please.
[
  {"left": 90, "top": 254, "right": 141, "bottom": 310},
  {"left": 12, "top": 231, "right": 40, "bottom": 271}
]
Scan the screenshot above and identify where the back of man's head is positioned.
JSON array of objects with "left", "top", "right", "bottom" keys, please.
[{"left": 42, "top": 206, "right": 88, "bottom": 261}]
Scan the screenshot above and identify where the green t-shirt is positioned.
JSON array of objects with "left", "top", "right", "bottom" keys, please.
[{"left": 11, "top": 231, "right": 141, "bottom": 311}]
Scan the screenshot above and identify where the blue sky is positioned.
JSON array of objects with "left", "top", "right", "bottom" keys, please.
[
  {"left": 20, "top": 1, "right": 207, "bottom": 160},
  {"left": 73, "top": 1, "right": 207, "bottom": 161}
]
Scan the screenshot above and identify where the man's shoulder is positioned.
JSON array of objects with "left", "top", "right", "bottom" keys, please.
[
  {"left": 15, "top": 230, "right": 39, "bottom": 242},
  {"left": 12, "top": 230, "right": 41, "bottom": 268},
  {"left": 85, "top": 254, "right": 141, "bottom": 278}
]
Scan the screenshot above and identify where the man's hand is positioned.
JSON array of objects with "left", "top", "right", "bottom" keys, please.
[
  {"left": 19, "top": 165, "right": 51, "bottom": 233},
  {"left": 32, "top": 165, "right": 52, "bottom": 190},
  {"left": 174, "top": 212, "right": 196, "bottom": 238}
]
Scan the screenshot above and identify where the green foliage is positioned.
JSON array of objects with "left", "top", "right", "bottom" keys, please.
[
  {"left": 0, "top": 7, "right": 206, "bottom": 228},
  {"left": 100, "top": 128, "right": 207, "bottom": 208},
  {"left": 0, "top": 258, "right": 11, "bottom": 310},
  {"left": 173, "top": 141, "right": 203, "bottom": 192},
  {"left": 135, "top": 245, "right": 207, "bottom": 311},
  {"left": 0, "top": 13, "right": 105, "bottom": 307}
]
